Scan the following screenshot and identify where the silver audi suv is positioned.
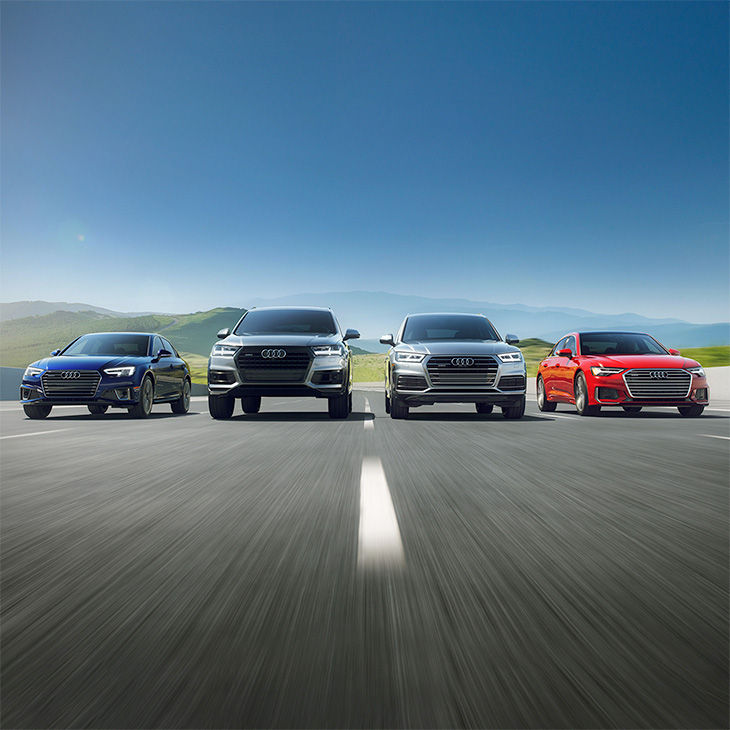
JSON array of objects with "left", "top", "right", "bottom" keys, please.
[
  {"left": 208, "top": 306, "right": 359, "bottom": 419},
  {"left": 382, "top": 313, "right": 526, "bottom": 419}
]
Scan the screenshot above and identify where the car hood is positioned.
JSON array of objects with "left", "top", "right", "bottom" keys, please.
[
  {"left": 579, "top": 354, "right": 700, "bottom": 369},
  {"left": 395, "top": 341, "right": 520, "bottom": 356},
  {"left": 33, "top": 355, "right": 149, "bottom": 371},
  {"left": 221, "top": 333, "right": 342, "bottom": 347}
]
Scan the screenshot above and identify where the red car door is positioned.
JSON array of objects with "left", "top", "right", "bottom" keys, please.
[
  {"left": 542, "top": 337, "right": 566, "bottom": 399},
  {"left": 555, "top": 335, "right": 578, "bottom": 399}
]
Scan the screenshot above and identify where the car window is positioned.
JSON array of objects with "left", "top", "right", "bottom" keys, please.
[
  {"left": 551, "top": 338, "right": 567, "bottom": 356},
  {"left": 152, "top": 336, "right": 165, "bottom": 355},
  {"left": 61, "top": 333, "right": 150, "bottom": 357},
  {"left": 162, "top": 338, "right": 178, "bottom": 356},
  {"left": 564, "top": 335, "right": 576, "bottom": 354},
  {"left": 402, "top": 314, "right": 499, "bottom": 342},
  {"left": 234, "top": 309, "right": 337, "bottom": 335},
  {"left": 579, "top": 332, "right": 668, "bottom": 355}
]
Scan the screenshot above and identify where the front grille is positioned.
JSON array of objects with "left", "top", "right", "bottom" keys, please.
[
  {"left": 426, "top": 356, "right": 498, "bottom": 387},
  {"left": 397, "top": 375, "right": 428, "bottom": 391},
  {"left": 498, "top": 375, "right": 526, "bottom": 391},
  {"left": 42, "top": 370, "right": 100, "bottom": 398},
  {"left": 235, "top": 347, "right": 312, "bottom": 383},
  {"left": 623, "top": 369, "right": 692, "bottom": 399}
]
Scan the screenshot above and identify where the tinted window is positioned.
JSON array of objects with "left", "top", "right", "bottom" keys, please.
[
  {"left": 580, "top": 332, "right": 668, "bottom": 356},
  {"left": 162, "top": 338, "right": 178, "bottom": 356},
  {"left": 234, "top": 309, "right": 337, "bottom": 335},
  {"left": 551, "top": 338, "right": 567, "bottom": 356},
  {"left": 402, "top": 315, "right": 499, "bottom": 342},
  {"left": 152, "top": 336, "right": 165, "bottom": 355},
  {"left": 62, "top": 334, "right": 150, "bottom": 357},
  {"left": 564, "top": 336, "right": 576, "bottom": 354}
]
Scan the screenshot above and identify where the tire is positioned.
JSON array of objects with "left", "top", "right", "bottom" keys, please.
[
  {"left": 537, "top": 377, "right": 557, "bottom": 412},
  {"left": 88, "top": 404, "right": 108, "bottom": 415},
  {"left": 23, "top": 403, "right": 52, "bottom": 419},
  {"left": 678, "top": 404, "right": 704, "bottom": 418},
  {"left": 502, "top": 396, "right": 525, "bottom": 419},
  {"left": 475, "top": 403, "right": 493, "bottom": 414},
  {"left": 574, "top": 373, "right": 600, "bottom": 416},
  {"left": 385, "top": 392, "right": 391, "bottom": 414},
  {"left": 328, "top": 392, "right": 350, "bottom": 419},
  {"left": 241, "top": 395, "right": 261, "bottom": 414},
  {"left": 209, "top": 393, "right": 234, "bottom": 419},
  {"left": 348, "top": 392, "right": 353, "bottom": 414},
  {"left": 171, "top": 379, "right": 191, "bottom": 414},
  {"left": 129, "top": 377, "right": 154, "bottom": 418},
  {"left": 622, "top": 406, "right": 642, "bottom": 415},
  {"left": 390, "top": 397, "right": 409, "bottom": 419}
]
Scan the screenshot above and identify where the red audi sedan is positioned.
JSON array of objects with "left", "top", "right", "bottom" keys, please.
[{"left": 536, "top": 331, "right": 709, "bottom": 417}]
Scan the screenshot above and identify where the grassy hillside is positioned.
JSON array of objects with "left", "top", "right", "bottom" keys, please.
[{"left": 680, "top": 345, "right": 730, "bottom": 368}]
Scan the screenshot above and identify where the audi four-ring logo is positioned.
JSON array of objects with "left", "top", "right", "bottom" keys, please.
[
  {"left": 261, "top": 349, "right": 286, "bottom": 359},
  {"left": 61, "top": 371, "right": 81, "bottom": 379},
  {"left": 649, "top": 371, "right": 669, "bottom": 379},
  {"left": 451, "top": 357, "right": 474, "bottom": 367}
]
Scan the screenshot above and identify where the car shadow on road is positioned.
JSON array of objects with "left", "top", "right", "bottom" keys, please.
[
  {"left": 226, "top": 412, "right": 376, "bottom": 422},
  {"left": 404, "top": 413, "right": 550, "bottom": 422},
  {"left": 44, "top": 411, "right": 202, "bottom": 421}
]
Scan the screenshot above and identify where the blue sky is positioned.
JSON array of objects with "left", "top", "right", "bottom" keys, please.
[{"left": 2, "top": 1, "right": 727, "bottom": 321}]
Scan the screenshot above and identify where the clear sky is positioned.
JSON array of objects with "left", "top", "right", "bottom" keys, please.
[{"left": 2, "top": 1, "right": 728, "bottom": 321}]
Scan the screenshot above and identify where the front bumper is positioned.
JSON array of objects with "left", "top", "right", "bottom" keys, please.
[
  {"left": 208, "top": 352, "right": 350, "bottom": 398},
  {"left": 20, "top": 378, "right": 142, "bottom": 407},
  {"left": 391, "top": 357, "right": 526, "bottom": 406},
  {"left": 588, "top": 372, "right": 709, "bottom": 407}
]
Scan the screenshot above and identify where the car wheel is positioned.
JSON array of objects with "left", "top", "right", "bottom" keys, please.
[
  {"left": 171, "top": 379, "right": 191, "bottom": 414},
  {"left": 574, "top": 373, "right": 600, "bottom": 416},
  {"left": 209, "top": 393, "right": 234, "bottom": 419},
  {"left": 475, "top": 403, "right": 493, "bottom": 414},
  {"left": 622, "top": 406, "right": 642, "bottom": 415},
  {"left": 390, "top": 397, "right": 409, "bottom": 419},
  {"left": 23, "top": 403, "right": 52, "bottom": 419},
  {"left": 678, "top": 405, "right": 704, "bottom": 418},
  {"left": 385, "top": 392, "right": 391, "bottom": 414},
  {"left": 502, "top": 396, "right": 525, "bottom": 419},
  {"left": 129, "top": 377, "right": 154, "bottom": 418},
  {"left": 88, "top": 404, "right": 108, "bottom": 415},
  {"left": 241, "top": 395, "right": 261, "bottom": 414},
  {"left": 537, "top": 376, "right": 557, "bottom": 412},
  {"left": 328, "top": 392, "right": 350, "bottom": 419}
]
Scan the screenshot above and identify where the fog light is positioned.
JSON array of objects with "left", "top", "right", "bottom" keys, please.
[
  {"left": 596, "top": 387, "right": 620, "bottom": 400},
  {"left": 115, "top": 388, "right": 130, "bottom": 400},
  {"left": 694, "top": 388, "right": 707, "bottom": 401}
]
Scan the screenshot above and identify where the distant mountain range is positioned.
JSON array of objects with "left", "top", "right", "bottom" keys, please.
[{"left": 0, "top": 294, "right": 727, "bottom": 366}]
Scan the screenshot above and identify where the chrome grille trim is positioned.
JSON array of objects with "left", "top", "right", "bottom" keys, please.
[
  {"left": 622, "top": 369, "right": 692, "bottom": 399},
  {"left": 41, "top": 370, "right": 101, "bottom": 398},
  {"left": 426, "top": 356, "right": 499, "bottom": 387}
]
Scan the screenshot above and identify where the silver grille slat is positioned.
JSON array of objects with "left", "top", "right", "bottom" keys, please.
[
  {"left": 623, "top": 369, "right": 691, "bottom": 399},
  {"left": 42, "top": 371, "right": 101, "bottom": 398}
]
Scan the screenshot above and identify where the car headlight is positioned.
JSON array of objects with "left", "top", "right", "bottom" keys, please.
[
  {"left": 104, "top": 366, "right": 136, "bottom": 377},
  {"left": 395, "top": 352, "right": 425, "bottom": 362},
  {"left": 211, "top": 344, "right": 238, "bottom": 357},
  {"left": 688, "top": 366, "right": 705, "bottom": 377},
  {"left": 498, "top": 352, "right": 523, "bottom": 363},
  {"left": 24, "top": 366, "right": 43, "bottom": 378},
  {"left": 312, "top": 344, "right": 346, "bottom": 356},
  {"left": 590, "top": 366, "right": 624, "bottom": 376}
]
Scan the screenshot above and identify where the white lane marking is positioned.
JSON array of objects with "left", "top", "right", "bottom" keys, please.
[
  {"left": 358, "top": 457, "right": 404, "bottom": 569},
  {"left": 532, "top": 413, "right": 579, "bottom": 420},
  {"left": 0, "top": 429, "right": 69, "bottom": 440},
  {"left": 363, "top": 398, "right": 374, "bottom": 430},
  {"left": 700, "top": 434, "right": 730, "bottom": 441}
]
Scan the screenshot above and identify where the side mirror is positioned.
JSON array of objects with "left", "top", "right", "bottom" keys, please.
[
  {"left": 50, "top": 349, "right": 61, "bottom": 357},
  {"left": 379, "top": 333, "right": 395, "bottom": 346},
  {"left": 505, "top": 334, "right": 520, "bottom": 345},
  {"left": 668, "top": 348, "right": 681, "bottom": 356},
  {"left": 558, "top": 348, "right": 573, "bottom": 358},
  {"left": 154, "top": 348, "right": 172, "bottom": 362},
  {"left": 343, "top": 328, "right": 360, "bottom": 341},
  {"left": 217, "top": 328, "right": 231, "bottom": 339}
]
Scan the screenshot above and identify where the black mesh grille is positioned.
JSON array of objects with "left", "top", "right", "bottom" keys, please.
[
  {"left": 498, "top": 375, "right": 526, "bottom": 391},
  {"left": 235, "top": 347, "right": 312, "bottom": 383}
]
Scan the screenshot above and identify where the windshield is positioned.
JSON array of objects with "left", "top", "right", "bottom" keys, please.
[
  {"left": 61, "top": 334, "right": 151, "bottom": 357},
  {"left": 579, "top": 332, "right": 668, "bottom": 356},
  {"left": 234, "top": 309, "right": 337, "bottom": 335},
  {"left": 402, "top": 315, "right": 499, "bottom": 342}
]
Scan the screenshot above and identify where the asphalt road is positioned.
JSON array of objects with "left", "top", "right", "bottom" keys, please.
[{"left": 1, "top": 392, "right": 728, "bottom": 729}]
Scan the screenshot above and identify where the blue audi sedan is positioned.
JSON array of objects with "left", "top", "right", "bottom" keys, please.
[{"left": 20, "top": 332, "right": 191, "bottom": 419}]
